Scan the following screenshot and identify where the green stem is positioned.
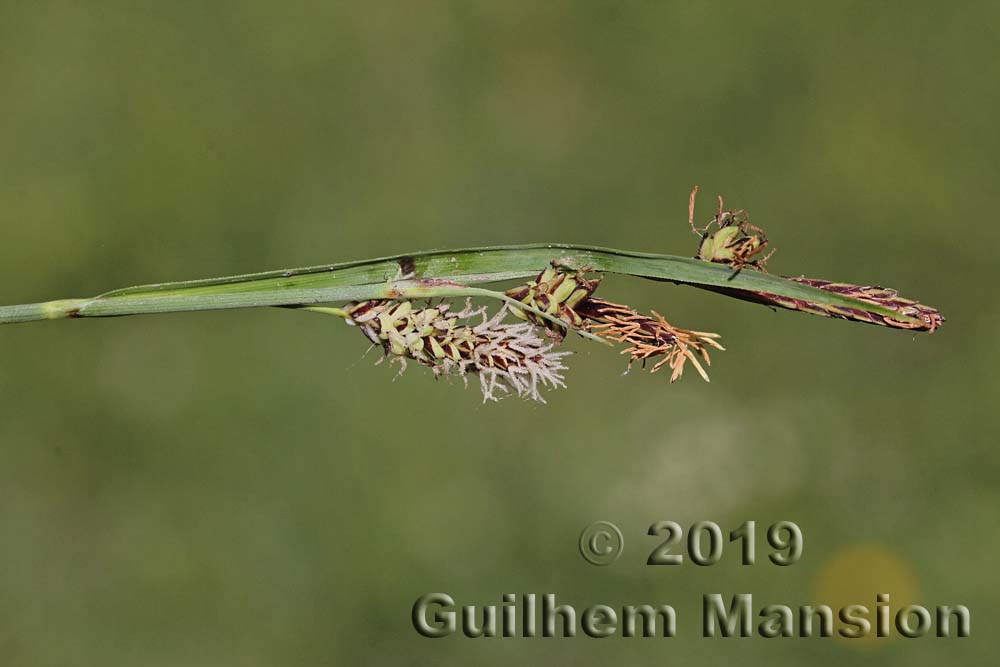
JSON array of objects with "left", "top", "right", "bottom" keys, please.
[
  {"left": 0, "top": 299, "right": 92, "bottom": 323},
  {"left": 0, "top": 244, "right": 926, "bottom": 327}
]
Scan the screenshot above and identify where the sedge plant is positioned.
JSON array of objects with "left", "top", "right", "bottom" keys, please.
[{"left": 0, "top": 190, "right": 943, "bottom": 402}]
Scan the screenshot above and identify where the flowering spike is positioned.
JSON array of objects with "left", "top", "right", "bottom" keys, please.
[
  {"left": 342, "top": 299, "right": 570, "bottom": 402},
  {"left": 576, "top": 299, "right": 724, "bottom": 382},
  {"left": 505, "top": 261, "right": 602, "bottom": 339},
  {"left": 708, "top": 277, "right": 944, "bottom": 332}
]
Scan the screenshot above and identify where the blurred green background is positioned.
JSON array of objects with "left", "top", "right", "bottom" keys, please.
[{"left": 1, "top": 1, "right": 997, "bottom": 664}]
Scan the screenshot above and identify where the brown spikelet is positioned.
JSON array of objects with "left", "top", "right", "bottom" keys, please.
[
  {"left": 703, "top": 278, "right": 944, "bottom": 332},
  {"left": 576, "top": 298, "right": 724, "bottom": 382}
]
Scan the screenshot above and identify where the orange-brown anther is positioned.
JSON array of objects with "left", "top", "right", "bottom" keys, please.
[{"left": 578, "top": 298, "right": 724, "bottom": 382}]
